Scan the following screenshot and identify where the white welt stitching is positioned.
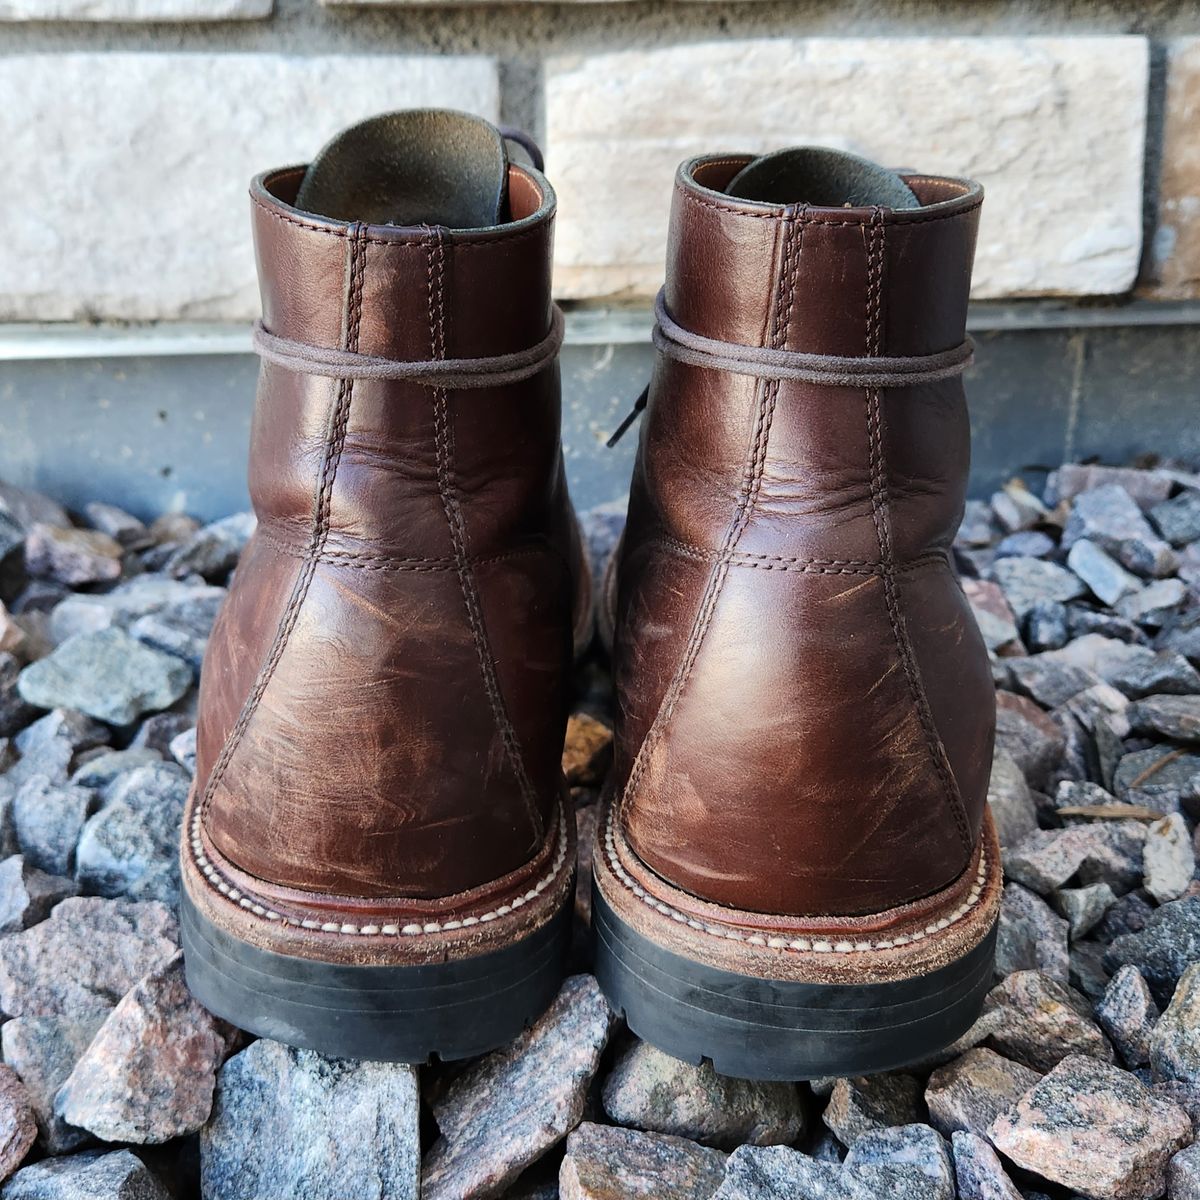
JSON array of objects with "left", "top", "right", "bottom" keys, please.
[
  {"left": 601, "top": 809, "right": 987, "bottom": 954},
  {"left": 188, "top": 803, "right": 568, "bottom": 937}
]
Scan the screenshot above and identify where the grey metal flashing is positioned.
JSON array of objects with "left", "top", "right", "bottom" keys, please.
[{"left": 3, "top": 299, "right": 1200, "bottom": 361}]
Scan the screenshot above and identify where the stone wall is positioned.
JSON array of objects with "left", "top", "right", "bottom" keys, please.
[{"left": 1, "top": 2, "right": 1199, "bottom": 320}]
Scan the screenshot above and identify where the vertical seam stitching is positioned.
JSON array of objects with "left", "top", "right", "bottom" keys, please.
[
  {"left": 425, "top": 227, "right": 544, "bottom": 845},
  {"left": 863, "top": 208, "right": 973, "bottom": 855},
  {"left": 622, "top": 208, "right": 805, "bottom": 810},
  {"left": 200, "top": 223, "right": 367, "bottom": 821}
]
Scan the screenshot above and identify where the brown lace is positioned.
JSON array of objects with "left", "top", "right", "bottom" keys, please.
[
  {"left": 652, "top": 288, "right": 973, "bottom": 386},
  {"left": 607, "top": 289, "right": 974, "bottom": 446},
  {"left": 252, "top": 304, "right": 564, "bottom": 390}
]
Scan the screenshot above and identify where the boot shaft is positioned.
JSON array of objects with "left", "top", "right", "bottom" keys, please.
[
  {"left": 246, "top": 162, "right": 568, "bottom": 562},
  {"left": 647, "top": 153, "right": 981, "bottom": 566}
]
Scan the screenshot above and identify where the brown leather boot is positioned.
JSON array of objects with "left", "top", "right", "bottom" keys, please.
[
  {"left": 593, "top": 148, "right": 1001, "bottom": 1079},
  {"left": 180, "top": 111, "right": 589, "bottom": 1062}
]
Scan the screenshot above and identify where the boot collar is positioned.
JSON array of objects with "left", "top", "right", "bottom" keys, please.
[
  {"left": 248, "top": 163, "right": 557, "bottom": 361},
  {"left": 665, "top": 154, "right": 983, "bottom": 359}
]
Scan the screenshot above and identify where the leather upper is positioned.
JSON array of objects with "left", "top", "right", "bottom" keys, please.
[
  {"left": 195, "top": 162, "right": 584, "bottom": 901},
  {"left": 611, "top": 156, "right": 997, "bottom": 919}
]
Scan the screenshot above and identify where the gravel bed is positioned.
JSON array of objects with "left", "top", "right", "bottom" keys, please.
[{"left": 0, "top": 462, "right": 1193, "bottom": 1197}]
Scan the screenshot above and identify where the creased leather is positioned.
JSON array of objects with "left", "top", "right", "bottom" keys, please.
[
  {"left": 611, "top": 155, "right": 996, "bottom": 919},
  {"left": 194, "top": 161, "right": 584, "bottom": 902}
]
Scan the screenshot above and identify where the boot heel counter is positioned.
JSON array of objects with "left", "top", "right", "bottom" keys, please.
[
  {"left": 201, "top": 546, "right": 572, "bottom": 902},
  {"left": 618, "top": 545, "right": 985, "bottom": 918}
]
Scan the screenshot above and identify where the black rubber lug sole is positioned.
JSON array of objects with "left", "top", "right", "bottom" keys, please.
[
  {"left": 181, "top": 886, "right": 572, "bottom": 1063},
  {"left": 592, "top": 884, "right": 997, "bottom": 1080}
]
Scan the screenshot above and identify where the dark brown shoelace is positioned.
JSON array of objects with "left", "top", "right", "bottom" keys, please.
[
  {"left": 252, "top": 304, "right": 565, "bottom": 390},
  {"left": 607, "top": 289, "right": 974, "bottom": 446},
  {"left": 653, "top": 288, "right": 973, "bottom": 387}
]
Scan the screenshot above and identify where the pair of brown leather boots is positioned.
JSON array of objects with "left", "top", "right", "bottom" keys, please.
[{"left": 180, "top": 110, "right": 999, "bottom": 1080}]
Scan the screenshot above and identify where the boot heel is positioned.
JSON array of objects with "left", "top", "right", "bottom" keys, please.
[
  {"left": 591, "top": 805, "right": 1003, "bottom": 1081},
  {"left": 181, "top": 885, "right": 572, "bottom": 1064},
  {"left": 592, "top": 885, "right": 996, "bottom": 1081}
]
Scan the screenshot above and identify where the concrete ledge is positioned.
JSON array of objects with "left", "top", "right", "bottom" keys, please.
[{"left": 4, "top": 300, "right": 1200, "bottom": 362}]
